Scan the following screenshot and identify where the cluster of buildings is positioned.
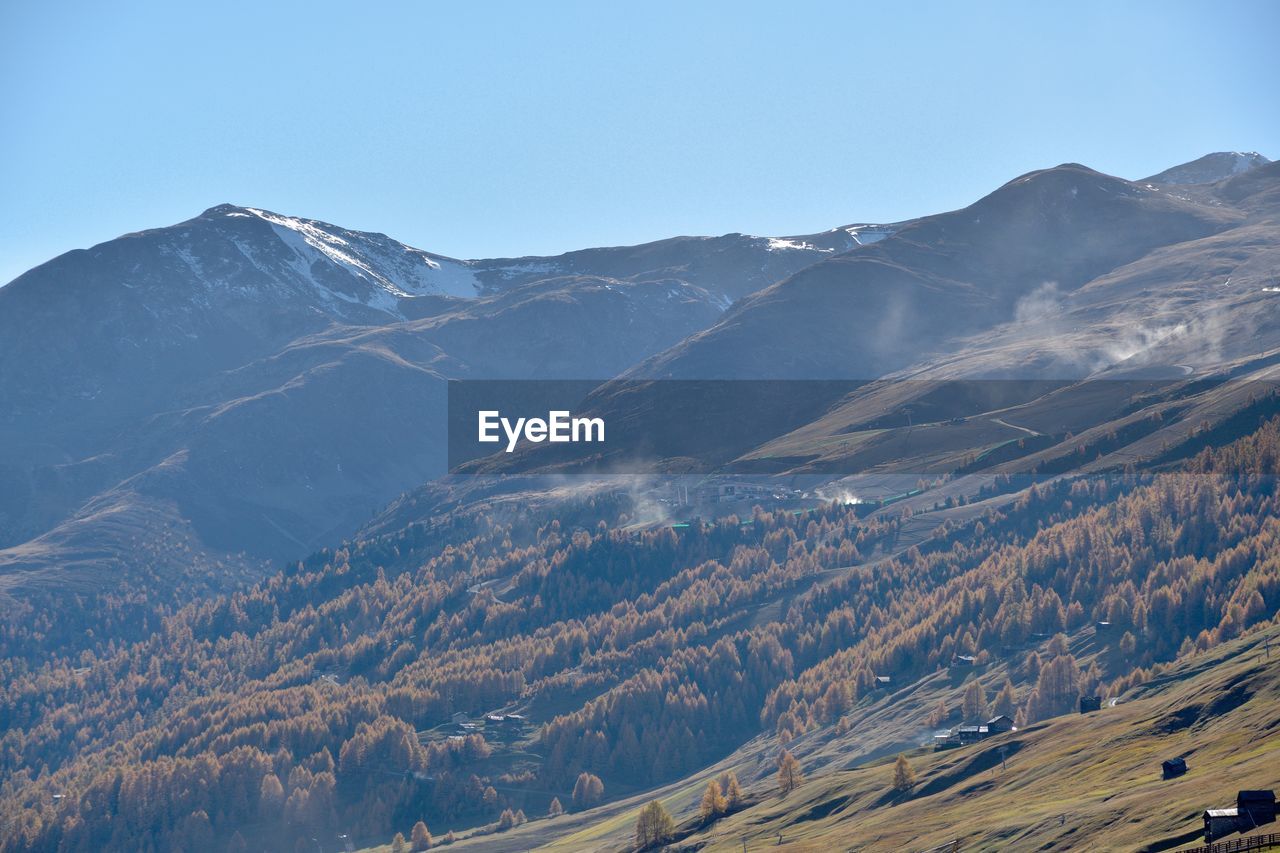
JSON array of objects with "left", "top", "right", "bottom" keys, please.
[
  {"left": 1203, "top": 790, "right": 1276, "bottom": 842},
  {"left": 668, "top": 480, "right": 800, "bottom": 507},
  {"left": 450, "top": 711, "right": 528, "bottom": 736},
  {"left": 932, "top": 714, "right": 1016, "bottom": 750}
]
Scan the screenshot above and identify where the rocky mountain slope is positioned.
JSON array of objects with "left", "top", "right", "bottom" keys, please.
[
  {"left": 467, "top": 225, "right": 886, "bottom": 303},
  {"left": 0, "top": 206, "right": 832, "bottom": 597},
  {"left": 455, "top": 159, "right": 1280, "bottom": 493},
  {"left": 626, "top": 163, "right": 1252, "bottom": 381},
  {"left": 1142, "top": 150, "right": 1270, "bottom": 185}
]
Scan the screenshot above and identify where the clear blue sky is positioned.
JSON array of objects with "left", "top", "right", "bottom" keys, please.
[{"left": 2, "top": 0, "right": 1277, "bottom": 284}]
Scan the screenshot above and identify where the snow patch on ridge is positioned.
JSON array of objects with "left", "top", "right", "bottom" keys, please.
[
  {"left": 844, "top": 225, "right": 897, "bottom": 245},
  {"left": 764, "top": 237, "right": 825, "bottom": 252},
  {"left": 1228, "top": 152, "right": 1264, "bottom": 175},
  {"left": 243, "top": 208, "right": 481, "bottom": 305}
]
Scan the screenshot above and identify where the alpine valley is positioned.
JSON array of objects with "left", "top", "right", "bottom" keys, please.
[{"left": 3, "top": 151, "right": 1280, "bottom": 853}]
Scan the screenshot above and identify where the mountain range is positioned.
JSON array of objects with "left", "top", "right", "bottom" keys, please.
[
  {"left": 0, "top": 151, "right": 1275, "bottom": 603},
  {"left": 0, "top": 206, "right": 846, "bottom": 592}
]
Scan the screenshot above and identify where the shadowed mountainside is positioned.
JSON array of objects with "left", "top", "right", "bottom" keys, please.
[{"left": 0, "top": 208, "right": 835, "bottom": 595}]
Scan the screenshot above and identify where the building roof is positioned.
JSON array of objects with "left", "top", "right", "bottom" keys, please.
[
  {"left": 1238, "top": 790, "right": 1276, "bottom": 800},
  {"left": 1205, "top": 808, "right": 1239, "bottom": 818}
]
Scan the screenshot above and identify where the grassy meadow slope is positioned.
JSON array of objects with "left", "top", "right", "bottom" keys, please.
[{"left": 648, "top": 625, "right": 1280, "bottom": 852}]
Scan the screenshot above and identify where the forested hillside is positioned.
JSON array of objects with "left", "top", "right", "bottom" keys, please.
[{"left": 4, "top": 415, "right": 1280, "bottom": 852}]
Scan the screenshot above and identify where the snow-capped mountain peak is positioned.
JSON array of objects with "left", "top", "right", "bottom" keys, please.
[
  {"left": 223, "top": 206, "right": 481, "bottom": 307},
  {"left": 1142, "top": 151, "right": 1271, "bottom": 185}
]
